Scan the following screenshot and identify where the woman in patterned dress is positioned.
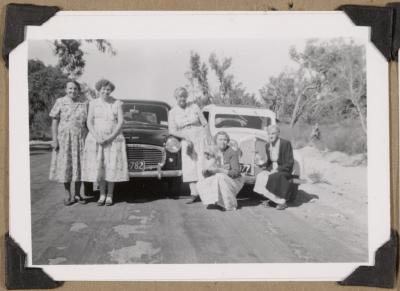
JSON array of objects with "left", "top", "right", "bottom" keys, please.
[
  {"left": 168, "top": 87, "right": 209, "bottom": 202},
  {"left": 49, "top": 81, "right": 88, "bottom": 206},
  {"left": 82, "top": 79, "right": 129, "bottom": 206}
]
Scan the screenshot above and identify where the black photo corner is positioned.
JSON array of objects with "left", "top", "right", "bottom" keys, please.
[{"left": 1, "top": 2, "right": 399, "bottom": 289}]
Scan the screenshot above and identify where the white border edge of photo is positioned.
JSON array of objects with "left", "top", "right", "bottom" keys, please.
[{"left": 9, "top": 11, "right": 391, "bottom": 281}]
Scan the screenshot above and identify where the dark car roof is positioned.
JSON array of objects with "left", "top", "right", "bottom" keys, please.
[{"left": 122, "top": 99, "right": 171, "bottom": 110}]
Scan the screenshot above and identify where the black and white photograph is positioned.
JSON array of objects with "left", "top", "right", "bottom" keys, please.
[{"left": 9, "top": 12, "right": 390, "bottom": 281}]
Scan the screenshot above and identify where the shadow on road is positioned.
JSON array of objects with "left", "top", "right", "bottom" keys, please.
[
  {"left": 236, "top": 185, "right": 264, "bottom": 208},
  {"left": 84, "top": 180, "right": 191, "bottom": 205},
  {"left": 237, "top": 196, "right": 263, "bottom": 208},
  {"left": 74, "top": 179, "right": 319, "bottom": 209},
  {"left": 236, "top": 186, "right": 319, "bottom": 209},
  {"left": 289, "top": 190, "right": 319, "bottom": 207}
]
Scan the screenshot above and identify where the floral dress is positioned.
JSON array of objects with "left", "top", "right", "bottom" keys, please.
[
  {"left": 49, "top": 96, "right": 88, "bottom": 183},
  {"left": 82, "top": 98, "right": 129, "bottom": 182},
  {"left": 168, "top": 103, "right": 208, "bottom": 183}
]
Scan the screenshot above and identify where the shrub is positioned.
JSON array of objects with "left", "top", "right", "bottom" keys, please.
[
  {"left": 30, "top": 111, "right": 53, "bottom": 140},
  {"left": 308, "top": 171, "right": 329, "bottom": 184},
  {"left": 279, "top": 120, "right": 366, "bottom": 155}
]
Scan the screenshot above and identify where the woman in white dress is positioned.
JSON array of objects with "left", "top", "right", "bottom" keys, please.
[
  {"left": 82, "top": 79, "right": 129, "bottom": 206},
  {"left": 168, "top": 87, "right": 209, "bottom": 202},
  {"left": 196, "top": 131, "right": 244, "bottom": 211}
]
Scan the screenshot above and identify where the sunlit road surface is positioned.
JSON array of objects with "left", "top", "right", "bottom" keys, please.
[{"left": 30, "top": 149, "right": 368, "bottom": 265}]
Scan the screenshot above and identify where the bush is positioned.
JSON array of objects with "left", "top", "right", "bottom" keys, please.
[
  {"left": 308, "top": 171, "right": 329, "bottom": 184},
  {"left": 30, "top": 111, "right": 52, "bottom": 141},
  {"left": 280, "top": 120, "right": 366, "bottom": 155}
]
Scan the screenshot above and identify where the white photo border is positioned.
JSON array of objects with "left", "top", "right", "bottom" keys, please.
[{"left": 9, "top": 11, "right": 390, "bottom": 281}]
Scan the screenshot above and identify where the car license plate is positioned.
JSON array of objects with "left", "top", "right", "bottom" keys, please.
[
  {"left": 129, "top": 160, "right": 146, "bottom": 171},
  {"left": 240, "top": 163, "right": 252, "bottom": 175}
]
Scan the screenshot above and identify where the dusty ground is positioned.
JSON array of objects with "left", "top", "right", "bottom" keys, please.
[{"left": 30, "top": 147, "right": 367, "bottom": 265}]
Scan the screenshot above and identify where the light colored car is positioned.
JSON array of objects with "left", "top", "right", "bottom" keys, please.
[{"left": 202, "top": 104, "right": 277, "bottom": 184}]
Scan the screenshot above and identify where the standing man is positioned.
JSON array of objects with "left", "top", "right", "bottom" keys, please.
[{"left": 253, "top": 125, "right": 294, "bottom": 210}]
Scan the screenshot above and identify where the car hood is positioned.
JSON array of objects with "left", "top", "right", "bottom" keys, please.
[
  {"left": 122, "top": 126, "right": 169, "bottom": 146},
  {"left": 215, "top": 128, "right": 269, "bottom": 143}
]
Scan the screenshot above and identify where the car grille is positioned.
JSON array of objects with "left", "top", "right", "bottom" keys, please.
[
  {"left": 238, "top": 137, "right": 268, "bottom": 176},
  {"left": 126, "top": 144, "right": 166, "bottom": 170},
  {"left": 239, "top": 139, "right": 254, "bottom": 163}
]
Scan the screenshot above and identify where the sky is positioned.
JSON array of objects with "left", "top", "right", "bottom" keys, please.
[{"left": 29, "top": 38, "right": 310, "bottom": 106}]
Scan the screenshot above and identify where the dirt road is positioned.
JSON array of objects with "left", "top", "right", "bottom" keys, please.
[{"left": 30, "top": 149, "right": 367, "bottom": 265}]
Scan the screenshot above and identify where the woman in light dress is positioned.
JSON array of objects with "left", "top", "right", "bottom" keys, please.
[
  {"left": 82, "top": 79, "right": 129, "bottom": 206},
  {"left": 196, "top": 131, "right": 244, "bottom": 211},
  {"left": 49, "top": 81, "right": 88, "bottom": 206},
  {"left": 168, "top": 87, "right": 209, "bottom": 202}
]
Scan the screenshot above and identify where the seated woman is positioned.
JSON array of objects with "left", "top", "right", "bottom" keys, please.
[
  {"left": 253, "top": 124, "right": 294, "bottom": 210},
  {"left": 196, "top": 131, "right": 244, "bottom": 211}
]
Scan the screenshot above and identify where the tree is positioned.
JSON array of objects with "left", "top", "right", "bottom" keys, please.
[
  {"left": 290, "top": 39, "right": 367, "bottom": 133},
  {"left": 259, "top": 68, "right": 320, "bottom": 125},
  {"left": 209, "top": 53, "right": 234, "bottom": 100},
  {"left": 185, "top": 52, "right": 211, "bottom": 106},
  {"left": 287, "top": 69, "right": 321, "bottom": 127},
  {"left": 53, "top": 40, "right": 85, "bottom": 79},
  {"left": 183, "top": 51, "right": 259, "bottom": 107},
  {"left": 208, "top": 53, "right": 259, "bottom": 106},
  {"left": 259, "top": 71, "right": 296, "bottom": 121},
  {"left": 261, "top": 38, "right": 367, "bottom": 130},
  {"left": 28, "top": 59, "right": 69, "bottom": 136},
  {"left": 53, "top": 39, "right": 116, "bottom": 79}
]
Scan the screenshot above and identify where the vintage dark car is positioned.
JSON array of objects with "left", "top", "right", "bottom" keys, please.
[{"left": 122, "top": 100, "right": 183, "bottom": 193}]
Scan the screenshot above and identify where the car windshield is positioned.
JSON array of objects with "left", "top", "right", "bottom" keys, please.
[
  {"left": 123, "top": 103, "right": 169, "bottom": 127},
  {"left": 214, "top": 113, "right": 271, "bottom": 130}
]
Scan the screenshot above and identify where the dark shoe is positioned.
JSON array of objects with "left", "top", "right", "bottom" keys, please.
[
  {"left": 276, "top": 203, "right": 288, "bottom": 210},
  {"left": 63, "top": 198, "right": 75, "bottom": 206},
  {"left": 74, "top": 195, "right": 87, "bottom": 205},
  {"left": 187, "top": 195, "right": 200, "bottom": 204},
  {"left": 262, "top": 200, "right": 277, "bottom": 208},
  {"left": 262, "top": 200, "right": 272, "bottom": 208},
  {"left": 206, "top": 204, "right": 225, "bottom": 211}
]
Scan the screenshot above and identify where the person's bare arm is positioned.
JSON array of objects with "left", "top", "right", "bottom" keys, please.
[
  {"left": 197, "top": 105, "right": 208, "bottom": 127},
  {"left": 51, "top": 119, "right": 59, "bottom": 151},
  {"left": 104, "top": 101, "right": 124, "bottom": 144},
  {"left": 86, "top": 102, "right": 102, "bottom": 143}
]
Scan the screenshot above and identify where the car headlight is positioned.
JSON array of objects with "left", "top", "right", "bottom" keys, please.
[{"left": 165, "top": 136, "right": 181, "bottom": 153}]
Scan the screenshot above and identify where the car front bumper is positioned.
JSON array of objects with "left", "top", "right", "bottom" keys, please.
[{"left": 129, "top": 169, "right": 182, "bottom": 179}]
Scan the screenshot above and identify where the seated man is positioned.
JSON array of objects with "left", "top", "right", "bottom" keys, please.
[{"left": 253, "top": 124, "right": 294, "bottom": 210}]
